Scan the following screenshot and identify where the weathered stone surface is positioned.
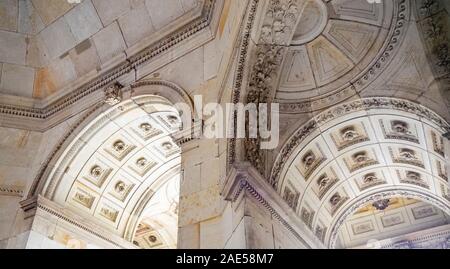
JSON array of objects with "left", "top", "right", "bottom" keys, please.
[
  {"left": 0, "top": 30, "right": 27, "bottom": 65},
  {"left": 0, "top": 63, "right": 35, "bottom": 97},
  {"left": 0, "top": 0, "right": 18, "bottom": 32}
]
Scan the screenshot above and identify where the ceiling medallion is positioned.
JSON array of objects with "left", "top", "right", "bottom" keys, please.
[
  {"left": 291, "top": 0, "right": 328, "bottom": 45},
  {"left": 372, "top": 199, "right": 391, "bottom": 211}
]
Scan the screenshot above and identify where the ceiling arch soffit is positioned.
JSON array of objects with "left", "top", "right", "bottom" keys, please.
[
  {"left": 31, "top": 96, "right": 182, "bottom": 239},
  {"left": 270, "top": 97, "right": 450, "bottom": 247},
  {"left": 22, "top": 80, "right": 191, "bottom": 212},
  {"left": 328, "top": 187, "right": 450, "bottom": 248}
]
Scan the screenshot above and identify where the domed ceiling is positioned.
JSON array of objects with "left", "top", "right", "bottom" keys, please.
[{"left": 276, "top": 0, "right": 395, "bottom": 108}]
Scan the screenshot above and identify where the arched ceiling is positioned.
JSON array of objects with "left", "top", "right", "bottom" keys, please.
[
  {"left": 336, "top": 198, "right": 450, "bottom": 249},
  {"left": 42, "top": 95, "right": 182, "bottom": 247},
  {"left": 0, "top": 0, "right": 201, "bottom": 99},
  {"left": 276, "top": 0, "right": 394, "bottom": 103},
  {"left": 273, "top": 97, "right": 450, "bottom": 248}
]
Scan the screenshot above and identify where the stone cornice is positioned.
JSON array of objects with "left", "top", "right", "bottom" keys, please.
[
  {"left": 32, "top": 196, "right": 136, "bottom": 249},
  {"left": 0, "top": 0, "right": 220, "bottom": 131},
  {"left": 0, "top": 185, "right": 24, "bottom": 197},
  {"left": 222, "top": 162, "right": 322, "bottom": 248}
]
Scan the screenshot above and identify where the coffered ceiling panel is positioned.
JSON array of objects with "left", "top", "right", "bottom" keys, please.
[{"left": 276, "top": 0, "right": 394, "bottom": 103}]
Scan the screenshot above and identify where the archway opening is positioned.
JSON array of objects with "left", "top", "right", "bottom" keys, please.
[
  {"left": 39, "top": 94, "right": 185, "bottom": 249},
  {"left": 335, "top": 196, "right": 450, "bottom": 249},
  {"left": 271, "top": 98, "right": 450, "bottom": 249}
]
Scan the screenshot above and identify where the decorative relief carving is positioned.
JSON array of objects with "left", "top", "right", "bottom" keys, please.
[
  {"left": 133, "top": 122, "right": 163, "bottom": 141},
  {"left": 145, "top": 232, "right": 163, "bottom": 248},
  {"left": 431, "top": 131, "right": 445, "bottom": 157},
  {"left": 259, "top": 0, "right": 302, "bottom": 45},
  {"left": 316, "top": 172, "right": 339, "bottom": 200},
  {"left": 329, "top": 192, "right": 349, "bottom": 216},
  {"left": 398, "top": 170, "right": 429, "bottom": 189},
  {"left": 99, "top": 205, "right": 119, "bottom": 223},
  {"left": 301, "top": 207, "right": 314, "bottom": 230},
  {"left": 412, "top": 205, "right": 439, "bottom": 220},
  {"left": 157, "top": 142, "right": 180, "bottom": 158},
  {"left": 390, "top": 147, "right": 425, "bottom": 168},
  {"left": 110, "top": 180, "right": 134, "bottom": 202},
  {"left": 436, "top": 160, "right": 448, "bottom": 181},
  {"left": 372, "top": 199, "right": 391, "bottom": 211},
  {"left": 283, "top": 185, "right": 300, "bottom": 210},
  {"left": 345, "top": 150, "right": 379, "bottom": 173},
  {"left": 357, "top": 172, "right": 386, "bottom": 191},
  {"left": 245, "top": 44, "right": 287, "bottom": 175},
  {"left": 297, "top": 147, "right": 326, "bottom": 180},
  {"left": 352, "top": 221, "right": 375, "bottom": 235},
  {"left": 381, "top": 213, "right": 404, "bottom": 228},
  {"left": 315, "top": 224, "right": 327, "bottom": 243},
  {"left": 72, "top": 189, "right": 95, "bottom": 209},
  {"left": 104, "top": 83, "right": 124, "bottom": 106},
  {"left": 381, "top": 120, "right": 420, "bottom": 144},
  {"left": 84, "top": 165, "right": 112, "bottom": 188},
  {"left": 440, "top": 184, "right": 450, "bottom": 202},
  {"left": 130, "top": 157, "right": 157, "bottom": 177},
  {"left": 158, "top": 115, "right": 182, "bottom": 131},
  {"left": 104, "top": 140, "right": 136, "bottom": 161},
  {"left": 331, "top": 124, "right": 370, "bottom": 151}
]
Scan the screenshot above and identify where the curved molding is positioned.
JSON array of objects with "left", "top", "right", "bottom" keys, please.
[
  {"left": 270, "top": 97, "right": 450, "bottom": 190},
  {"left": 23, "top": 82, "right": 190, "bottom": 204},
  {"left": 123, "top": 165, "right": 181, "bottom": 242},
  {"left": 327, "top": 187, "right": 450, "bottom": 249},
  {"left": 131, "top": 79, "right": 196, "bottom": 120}
]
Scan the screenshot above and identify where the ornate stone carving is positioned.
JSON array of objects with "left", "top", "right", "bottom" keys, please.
[
  {"left": 283, "top": 186, "right": 300, "bottom": 210},
  {"left": 113, "top": 140, "right": 126, "bottom": 153},
  {"left": 140, "top": 123, "right": 153, "bottom": 132},
  {"left": 73, "top": 190, "right": 95, "bottom": 209},
  {"left": 398, "top": 170, "right": 429, "bottom": 189},
  {"left": 90, "top": 166, "right": 103, "bottom": 178},
  {"left": 372, "top": 199, "right": 391, "bottom": 211},
  {"left": 104, "top": 83, "right": 124, "bottom": 106},
  {"left": 259, "top": 0, "right": 302, "bottom": 45}
]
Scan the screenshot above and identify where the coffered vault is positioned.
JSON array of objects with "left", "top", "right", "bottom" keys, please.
[{"left": 0, "top": 0, "right": 449, "bottom": 249}]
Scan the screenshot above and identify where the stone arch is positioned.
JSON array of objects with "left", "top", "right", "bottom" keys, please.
[
  {"left": 270, "top": 97, "right": 450, "bottom": 248},
  {"left": 26, "top": 80, "right": 193, "bottom": 200},
  {"left": 328, "top": 186, "right": 450, "bottom": 248},
  {"left": 22, "top": 80, "right": 193, "bottom": 248}
]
